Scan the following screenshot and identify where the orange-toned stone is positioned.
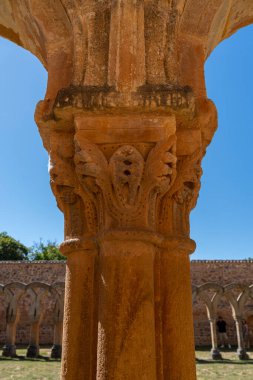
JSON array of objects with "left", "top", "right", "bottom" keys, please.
[{"left": 1, "top": 1, "right": 252, "bottom": 379}]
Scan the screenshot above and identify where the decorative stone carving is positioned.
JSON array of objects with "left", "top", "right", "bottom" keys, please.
[
  {"left": 35, "top": 109, "right": 208, "bottom": 379},
  {"left": 74, "top": 135, "right": 177, "bottom": 229},
  {"left": 1, "top": 1, "right": 253, "bottom": 379}
]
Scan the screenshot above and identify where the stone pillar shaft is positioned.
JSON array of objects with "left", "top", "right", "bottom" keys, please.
[
  {"left": 27, "top": 321, "right": 40, "bottom": 358},
  {"left": 96, "top": 238, "right": 157, "bottom": 380},
  {"left": 61, "top": 247, "right": 97, "bottom": 379},
  {"left": 209, "top": 318, "right": 222, "bottom": 360},
  {"left": 51, "top": 320, "right": 63, "bottom": 359},
  {"left": 158, "top": 250, "right": 196, "bottom": 379},
  {"left": 209, "top": 319, "right": 218, "bottom": 349},
  {"left": 5, "top": 322, "right": 16, "bottom": 346},
  {"left": 235, "top": 318, "right": 244, "bottom": 350},
  {"left": 2, "top": 321, "right": 17, "bottom": 357},
  {"left": 234, "top": 317, "right": 249, "bottom": 360},
  {"left": 60, "top": 236, "right": 196, "bottom": 380},
  {"left": 29, "top": 322, "right": 40, "bottom": 345},
  {"left": 53, "top": 321, "right": 63, "bottom": 347}
]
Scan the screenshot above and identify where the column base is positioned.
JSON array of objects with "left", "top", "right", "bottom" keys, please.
[
  {"left": 2, "top": 344, "right": 16, "bottom": 357},
  {"left": 26, "top": 344, "right": 40, "bottom": 358},
  {"left": 51, "top": 344, "right": 62, "bottom": 359},
  {"left": 210, "top": 348, "right": 222, "bottom": 360},
  {"left": 237, "top": 348, "right": 249, "bottom": 360}
]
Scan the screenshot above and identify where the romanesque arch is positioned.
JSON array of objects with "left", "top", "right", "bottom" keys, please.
[
  {"left": 194, "top": 282, "right": 253, "bottom": 359},
  {"left": 1, "top": 2, "right": 253, "bottom": 379},
  {"left": 1, "top": 279, "right": 252, "bottom": 362},
  {"left": 0, "top": 281, "right": 64, "bottom": 358}
]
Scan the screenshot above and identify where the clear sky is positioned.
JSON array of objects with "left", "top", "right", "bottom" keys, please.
[{"left": 0, "top": 25, "right": 253, "bottom": 259}]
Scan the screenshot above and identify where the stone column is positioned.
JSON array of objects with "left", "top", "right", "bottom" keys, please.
[
  {"left": 1, "top": 1, "right": 253, "bottom": 379},
  {"left": 51, "top": 292, "right": 64, "bottom": 360},
  {"left": 33, "top": 2, "right": 216, "bottom": 379},
  {"left": 234, "top": 316, "right": 249, "bottom": 360},
  {"left": 2, "top": 295, "right": 21, "bottom": 358},
  {"left": 208, "top": 318, "right": 222, "bottom": 360},
  {"left": 60, "top": 244, "right": 97, "bottom": 379},
  {"left": 96, "top": 237, "right": 157, "bottom": 380},
  {"left": 51, "top": 321, "right": 63, "bottom": 359},
  {"left": 26, "top": 288, "right": 48, "bottom": 359},
  {"left": 157, "top": 240, "right": 197, "bottom": 379},
  {"left": 26, "top": 320, "right": 41, "bottom": 358},
  {"left": 36, "top": 102, "right": 214, "bottom": 380},
  {"left": 2, "top": 318, "right": 18, "bottom": 357}
]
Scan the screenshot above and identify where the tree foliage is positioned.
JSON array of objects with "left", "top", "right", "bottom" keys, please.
[
  {"left": 0, "top": 232, "right": 29, "bottom": 261},
  {"left": 29, "top": 240, "right": 65, "bottom": 261}
]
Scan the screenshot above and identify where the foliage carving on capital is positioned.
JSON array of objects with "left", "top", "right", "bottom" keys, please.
[
  {"left": 48, "top": 148, "right": 85, "bottom": 240},
  {"left": 156, "top": 148, "right": 203, "bottom": 237},
  {"left": 74, "top": 136, "right": 177, "bottom": 229},
  {"left": 170, "top": 149, "right": 203, "bottom": 212}
]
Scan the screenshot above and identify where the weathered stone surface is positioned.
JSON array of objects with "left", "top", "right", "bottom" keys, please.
[
  {"left": 0, "top": 262, "right": 252, "bottom": 359},
  {"left": 0, "top": 1, "right": 252, "bottom": 379}
]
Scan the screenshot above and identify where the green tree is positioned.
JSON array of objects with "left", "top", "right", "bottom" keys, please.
[
  {"left": 29, "top": 240, "right": 65, "bottom": 261},
  {"left": 0, "top": 232, "right": 29, "bottom": 261}
]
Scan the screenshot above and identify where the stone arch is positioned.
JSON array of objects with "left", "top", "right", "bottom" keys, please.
[
  {"left": 2, "top": 282, "right": 26, "bottom": 356},
  {"left": 0, "top": 280, "right": 65, "bottom": 358},
  {"left": 192, "top": 283, "right": 223, "bottom": 357},
  {"left": 193, "top": 282, "right": 253, "bottom": 359},
  {"left": 238, "top": 285, "right": 253, "bottom": 348},
  {"left": 192, "top": 287, "right": 210, "bottom": 348},
  {"left": 1, "top": 2, "right": 253, "bottom": 379},
  {"left": 25, "top": 282, "right": 51, "bottom": 357},
  {"left": 206, "top": 1, "right": 253, "bottom": 59}
]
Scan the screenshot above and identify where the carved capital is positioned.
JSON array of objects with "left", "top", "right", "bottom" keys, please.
[
  {"left": 74, "top": 134, "right": 177, "bottom": 230},
  {"left": 72, "top": 114, "right": 178, "bottom": 231},
  {"left": 37, "top": 106, "right": 215, "bottom": 245}
]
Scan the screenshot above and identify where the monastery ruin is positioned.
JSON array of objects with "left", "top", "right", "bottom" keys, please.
[
  {"left": 0, "top": 260, "right": 252, "bottom": 362},
  {"left": 1, "top": 1, "right": 253, "bottom": 379}
]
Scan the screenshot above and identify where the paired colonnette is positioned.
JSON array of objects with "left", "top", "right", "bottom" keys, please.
[{"left": 1, "top": 1, "right": 253, "bottom": 379}]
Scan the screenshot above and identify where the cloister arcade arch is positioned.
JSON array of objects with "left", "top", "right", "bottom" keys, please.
[
  {"left": 0, "top": 281, "right": 64, "bottom": 359},
  {"left": 0, "top": 279, "right": 252, "bottom": 362},
  {"left": 193, "top": 282, "right": 253, "bottom": 359},
  {"left": 1, "top": 2, "right": 253, "bottom": 380}
]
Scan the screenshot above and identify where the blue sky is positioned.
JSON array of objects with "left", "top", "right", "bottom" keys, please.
[{"left": 0, "top": 25, "right": 253, "bottom": 259}]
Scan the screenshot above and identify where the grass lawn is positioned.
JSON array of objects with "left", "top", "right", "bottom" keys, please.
[
  {"left": 0, "top": 348, "right": 60, "bottom": 380},
  {"left": 196, "top": 349, "right": 253, "bottom": 380},
  {"left": 0, "top": 348, "right": 252, "bottom": 379}
]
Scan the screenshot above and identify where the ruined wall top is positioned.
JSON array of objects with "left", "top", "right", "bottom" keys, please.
[{"left": 0, "top": 260, "right": 252, "bottom": 285}]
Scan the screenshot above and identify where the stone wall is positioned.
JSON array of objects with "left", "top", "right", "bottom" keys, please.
[
  {"left": 0, "top": 261, "right": 66, "bottom": 284},
  {"left": 191, "top": 260, "right": 253, "bottom": 286},
  {"left": 0, "top": 260, "right": 252, "bottom": 348}
]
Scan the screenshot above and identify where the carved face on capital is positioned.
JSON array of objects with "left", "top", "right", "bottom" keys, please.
[
  {"left": 74, "top": 139, "right": 110, "bottom": 197},
  {"left": 74, "top": 151, "right": 100, "bottom": 194},
  {"left": 49, "top": 154, "right": 76, "bottom": 188},
  {"left": 144, "top": 136, "right": 177, "bottom": 194}
]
